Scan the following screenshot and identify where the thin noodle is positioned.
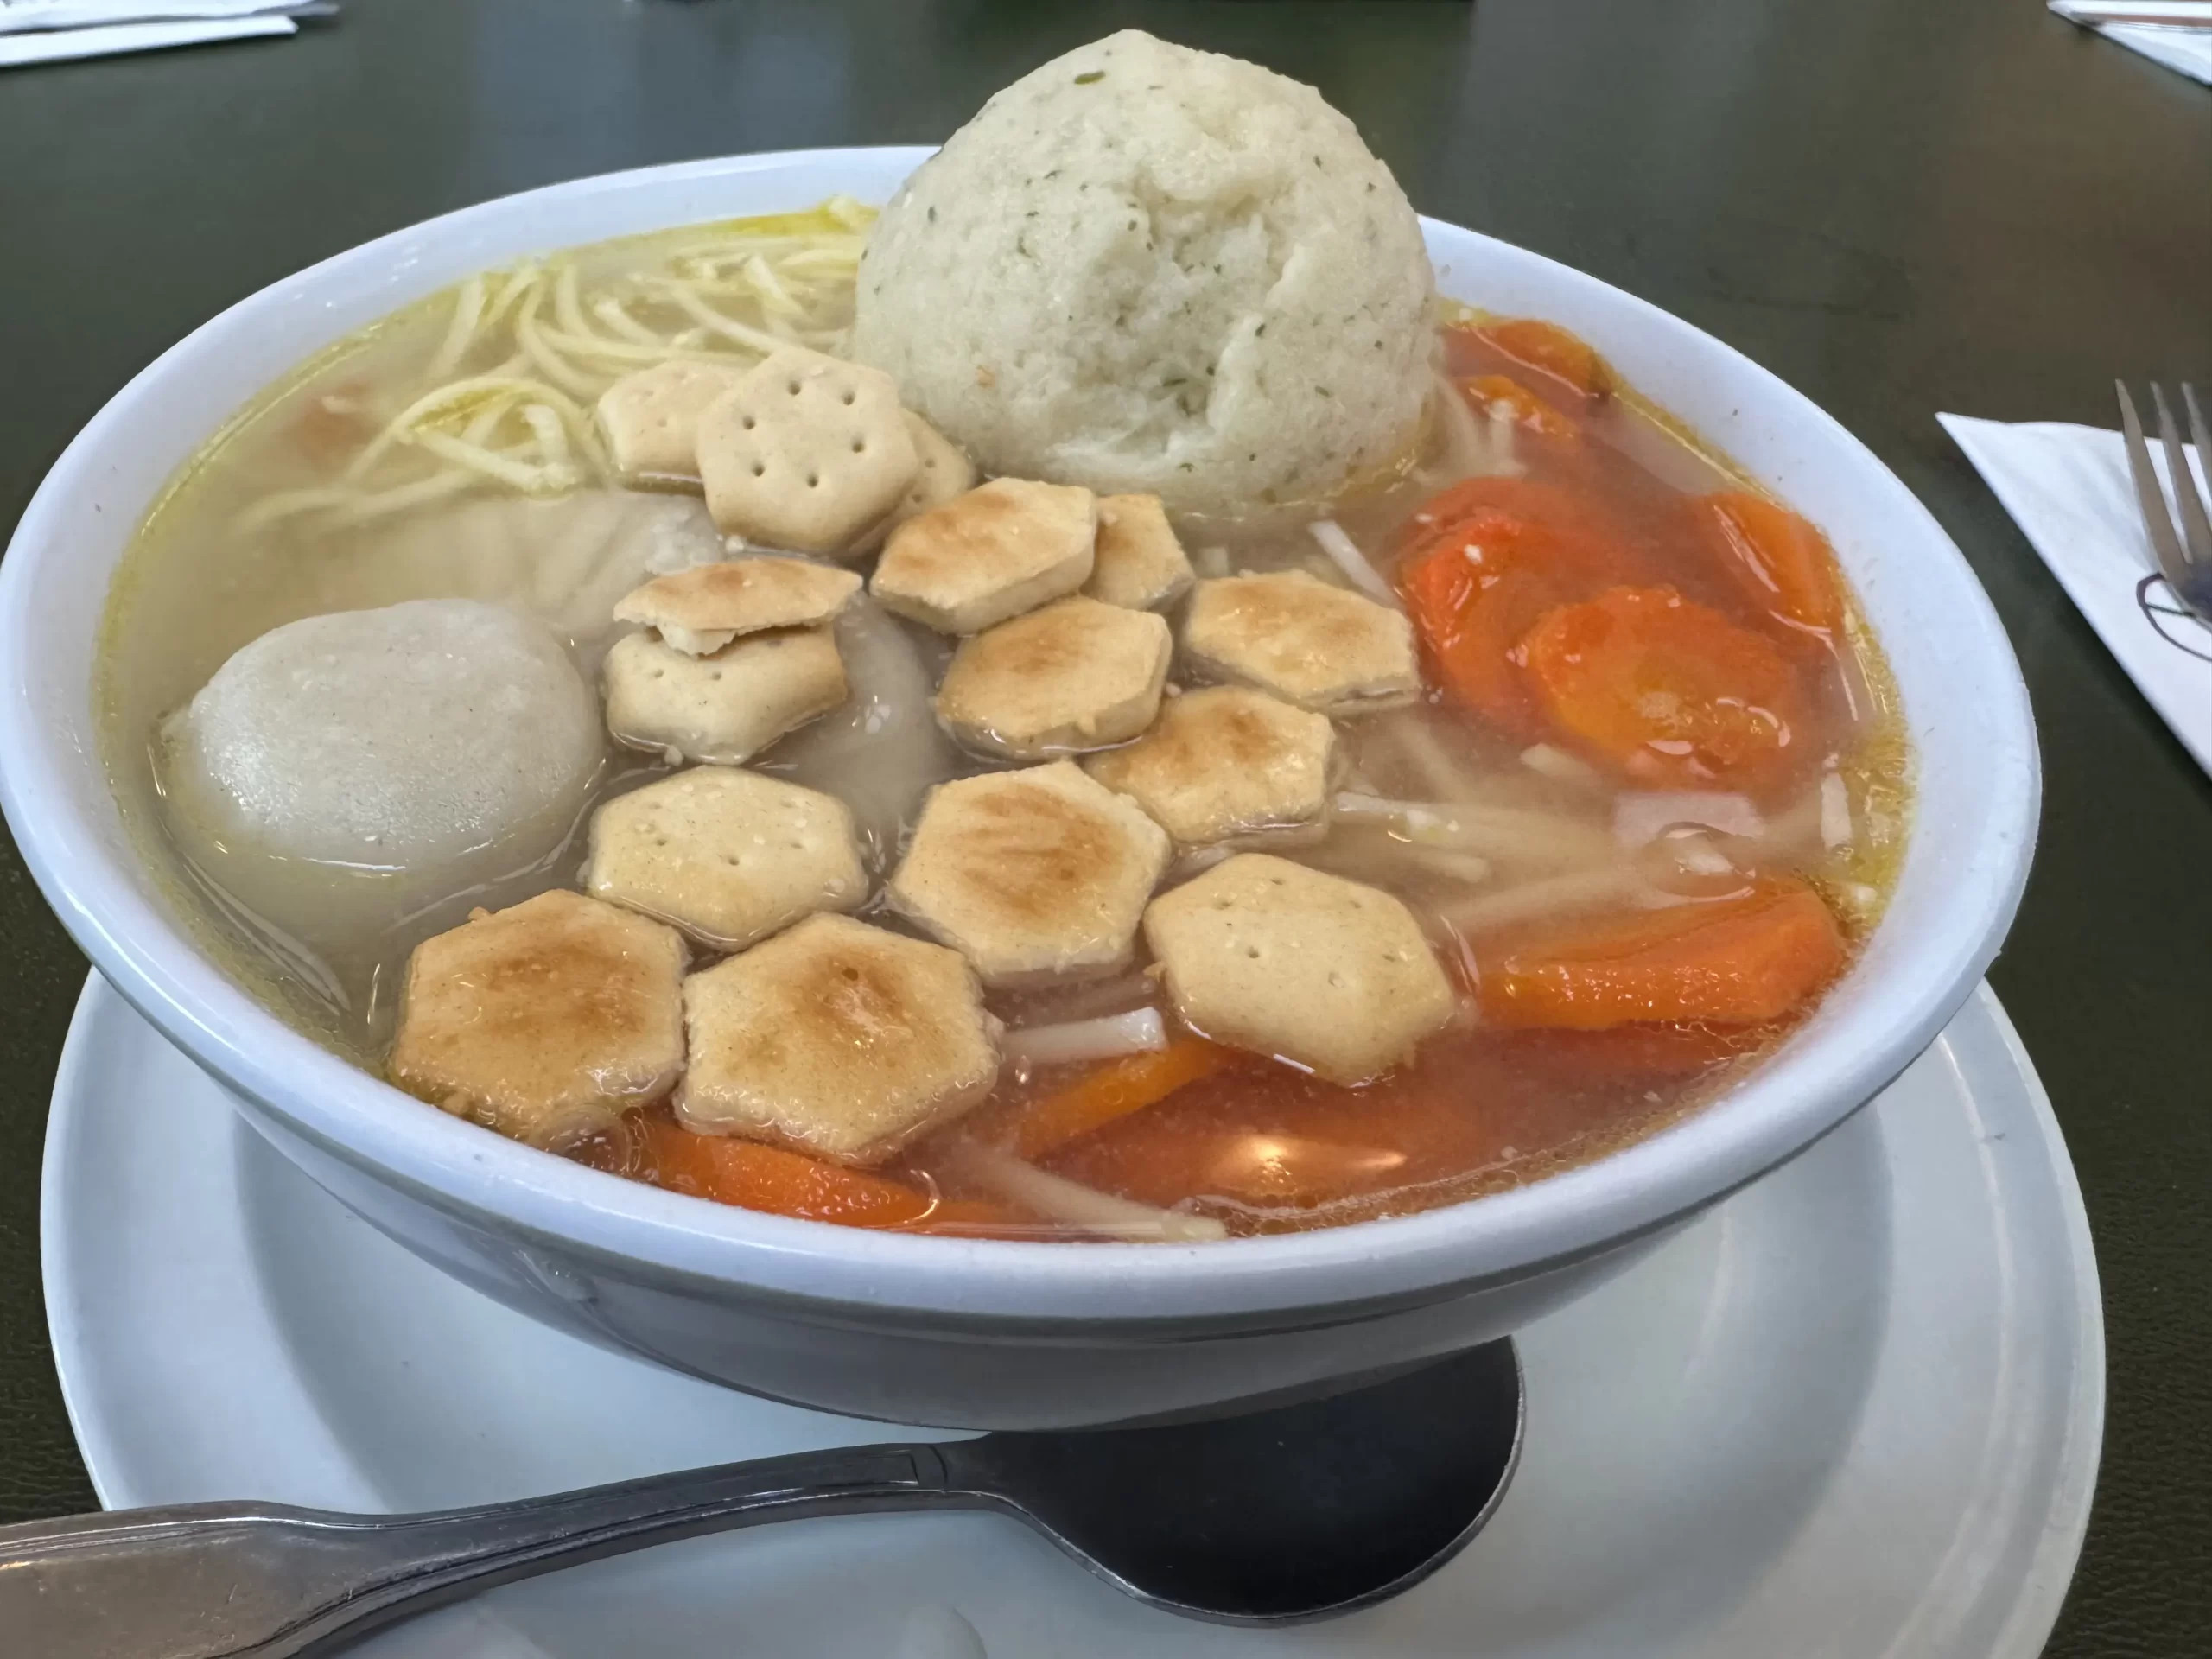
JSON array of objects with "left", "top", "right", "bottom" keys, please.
[
  {"left": 534, "top": 327, "right": 746, "bottom": 367},
  {"left": 1521, "top": 742, "right": 1605, "bottom": 790},
  {"left": 406, "top": 428, "right": 577, "bottom": 493},
  {"left": 1376, "top": 721, "right": 1488, "bottom": 800},
  {"left": 326, "top": 469, "right": 479, "bottom": 528},
  {"left": 657, "top": 279, "right": 791, "bottom": 354},
  {"left": 512, "top": 285, "right": 604, "bottom": 400},
  {"left": 1308, "top": 519, "right": 1399, "bottom": 605},
  {"left": 521, "top": 404, "right": 569, "bottom": 467},
  {"left": 591, "top": 295, "right": 666, "bottom": 346},
  {"left": 243, "top": 213, "right": 869, "bottom": 521},
  {"left": 232, "top": 486, "right": 361, "bottom": 535},
  {"left": 424, "top": 275, "right": 486, "bottom": 380},
  {"left": 1334, "top": 792, "right": 1613, "bottom": 866},
  {"left": 345, "top": 376, "right": 575, "bottom": 482},
  {"left": 477, "top": 262, "right": 542, "bottom": 331},
  {"left": 778, "top": 246, "right": 865, "bottom": 273},
  {"left": 1399, "top": 847, "right": 1495, "bottom": 885},
  {"left": 741, "top": 252, "right": 804, "bottom": 317},
  {"left": 1419, "top": 371, "right": 1491, "bottom": 486},
  {"left": 551, "top": 263, "right": 603, "bottom": 347},
  {"left": 1440, "top": 866, "right": 1652, "bottom": 936},
  {"left": 460, "top": 393, "right": 520, "bottom": 446},
  {"left": 951, "top": 1145, "right": 1227, "bottom": 1243},
  {"left": 1489, "top": 403, "right": 1518, "bottom": 471}
]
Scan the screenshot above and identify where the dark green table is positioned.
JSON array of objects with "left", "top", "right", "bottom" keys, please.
[{"left": 3, "top": 1, "right": 2207, "bottom": 1649}]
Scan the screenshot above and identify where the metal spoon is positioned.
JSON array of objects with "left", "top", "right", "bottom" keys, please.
[{"left": 0, "top": 1339, "right": 1521, "bottom": 1656}]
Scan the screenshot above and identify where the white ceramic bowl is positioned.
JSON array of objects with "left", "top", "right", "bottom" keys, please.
[{"left": 0, "top": 148, "right": 2037, "bottom": 1429}]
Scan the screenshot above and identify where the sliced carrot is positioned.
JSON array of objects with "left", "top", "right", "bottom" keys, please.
[
  {"left": 1051, "top": 1074, "right": 1469, "bottom": 1211},
  {"left": 1473, "top": 878, "right": 1846, "bottom": 1030},
  {"left": 1047, "top": 1032, "right": 1528, "bottom": 1213},
  {"left": 1402, "top": 533, "right": 1559, "bottom": 739},
  {"left": 290, "top": 381, "right": 373, "bottom": 464},
  {"left": 1003, "top": 1038, "right": 1236, "bottom": 1161},
  {"left": 1458, "top": 374, "right": 1580, "bottom": 444},
  {"left": 1396, "top": 479, "right": 1645, "bottom": 739},
  {"left": 1517, "top": 585, "right": 1811, "bottom": 789},
  {"left": 1692, "top": 492, "right": 1846, "bottom": 644},
  {"left": 1463, "top": 318, "right": 1611, "bottom": 399},
  {"left": 1394, "top": 475, "right": 1628, "bottom": 568},
  {"left": 624, "top": 1112, "right": 943, "bottom": 1227}
]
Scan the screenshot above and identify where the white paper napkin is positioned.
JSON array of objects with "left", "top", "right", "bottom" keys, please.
[
  {"left": 1941, "top": 413, "right": 2212, "bottom": 777},
  {"left": 0, "top": 17, "right": 289, "bottom": 63},
  {"left": 0, "top": 2, "right": 316, "bottom": 67},
  {"left": 2049, "top": 3, "right": 2212, "bottom": 84}
]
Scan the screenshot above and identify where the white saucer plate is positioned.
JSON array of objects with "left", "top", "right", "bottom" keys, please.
[{"left": 43, "top": 975, "right": 2101, "bottom": 1658}]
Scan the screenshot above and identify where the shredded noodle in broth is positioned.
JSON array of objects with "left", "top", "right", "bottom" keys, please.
[{"left": 233, "top": 199, "right": 874, "bottom": 536}]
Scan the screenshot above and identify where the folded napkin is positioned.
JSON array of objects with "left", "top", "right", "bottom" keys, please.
[
  {"left": 1941, "top": 413, "right": 2212, "bottom": 777},
  {"left": 2049, "top": 2, "right": 2212, "bottom": 84},
  {"left": 0, "top": 2, "right": 322, "bottom": 67}
]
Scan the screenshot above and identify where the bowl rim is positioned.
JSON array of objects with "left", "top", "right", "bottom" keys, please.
[{"left": 0, "top": 145, "right": 2038, "bottom": 1325}]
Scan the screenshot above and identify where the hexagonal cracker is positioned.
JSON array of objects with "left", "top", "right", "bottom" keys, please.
[
  {"left": 851, "top": 411, "right": 980, "bottom": 554},
  {"left": 935, "top": 596, "right": 1172, "bottom": 760},
  {"left": 584, "top": 766, "right": 868, "bottom": 951},
  {"left": 602, "top": 626, "right": 847, "bottom": 766},
  {"left": 696, "top": 346, "right": 919, "bottom": 555},
  {"left": 1181, "top": 570, "right": 1421, "bottom": 715},
  {"left": 594, "top": 359, "right": 750, "bottom": 484},
  {"left": 677, "top": 912, "right": 1001, "bottom": 1165},
  {"left": 886, "top": 760, "right": 1172, "bottom": 988},
  {"left": 387, "top": 889, "right": 686, "bottom": 1150},
  {"left": 869, "top": 478, "right": 1097, "bottom": 634},
  {"left": 613, "top": 556, "right": 862, "bottom": 657},
  {"left": 1084, "top": 493, "right": 1194, "bottom": 611},
  {"left": 1084, "top": 687, "right": 1337, "bottom": 846},
  {"left": 1142, "top": 854, "right": 1454, "bottom": 1084}
]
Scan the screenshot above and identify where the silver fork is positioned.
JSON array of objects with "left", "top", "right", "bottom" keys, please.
[{"left": 2116, "top": 380, "right": 2212, "bottom": 623}]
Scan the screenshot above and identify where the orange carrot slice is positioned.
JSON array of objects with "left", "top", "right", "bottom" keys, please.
[
  {"left": 1393, "top": 475, "right": 1628, "bottom": 568},
  {"left": 1395, "top": 479, "right": 1645, "bottom": 739},
  {"left": 1517, "top": 585, "right": 1810, "bottom": 789},
  {"left": 1047, "top": 1034, "right": 1518, "bottom": 1212},
  {"left": 1402, "top": 531, "right": 1563, "bottom": 740},
  {"left": 1006, "top": 1038, "right": 1236, "bottom": 1160},
  {"left": 626, "top": 1113, "right": 948, "bottom": 1227},
  {"left": 1467, "top": 318, "right": 1611, "bottom": 399},
  {"left": 1473, "top": 879, "right": 1846, "bottom": 1030},
  {"left": 1458, "top": 374, "right": 1580, "bottom": 444},
  {"left": 1692, "top": 492, "right": 1846, "bottom": 644}
]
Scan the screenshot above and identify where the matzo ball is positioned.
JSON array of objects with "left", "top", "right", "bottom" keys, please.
[
  {"left": 159, "top": 600, "right": 602, "bottom": 950},
  {"left": 851, "top": 30, "right": 1435, "bottom": 517}
]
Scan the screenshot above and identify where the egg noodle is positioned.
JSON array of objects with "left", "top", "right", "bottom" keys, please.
[{"left": 233, "top": 198, "right": 875, "bottom": 535}]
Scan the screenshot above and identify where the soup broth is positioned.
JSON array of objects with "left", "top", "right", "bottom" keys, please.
[{"left": 100, "top": 203, "right": 1909, "bottom": 1242}]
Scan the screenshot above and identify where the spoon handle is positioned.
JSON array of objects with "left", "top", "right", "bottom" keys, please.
[{"left": 0, "top": 1442, "right": 961, "bottom": 1658}]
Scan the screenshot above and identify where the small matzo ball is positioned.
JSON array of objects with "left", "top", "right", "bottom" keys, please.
[
  {"left": 160, "top": 600, "right": 602, "bottom": 948},
  {"left": 851, "top": 30, "right": 1434, "bottom": 516}
]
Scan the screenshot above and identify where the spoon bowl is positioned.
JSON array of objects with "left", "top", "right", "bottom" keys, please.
[
  {"left": 955, "top": 1338, "right": 1523, "bottom": 1624},
  {"left": 0, "top": 1341, "right": 1522, "bottom": 1656}
]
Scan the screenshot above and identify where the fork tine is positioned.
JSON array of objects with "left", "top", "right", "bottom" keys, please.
[
  {"left": 2184, "top": 381, "right": 2212, "bottom": 512},
  {"left": 2151, "top": 384, "right": 2212, "bottom": 569},
  {"left": 2116, "top": 382, "right": 2193, "bottom": 590}
]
